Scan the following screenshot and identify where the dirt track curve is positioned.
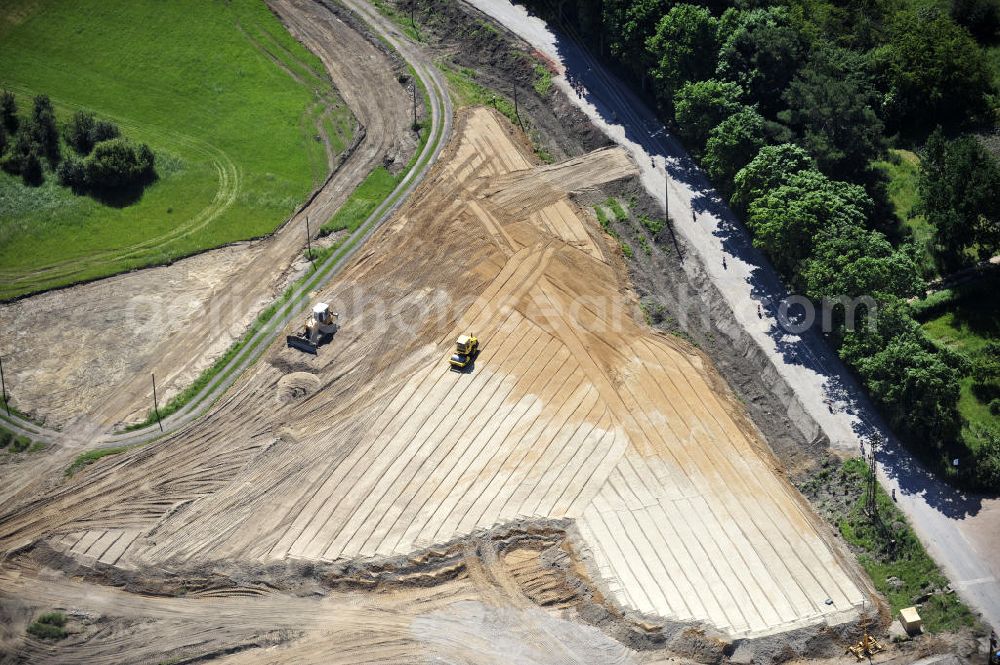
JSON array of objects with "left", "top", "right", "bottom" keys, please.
[{"left": 0, "top": 0, "right": 415, "bottom": 432}]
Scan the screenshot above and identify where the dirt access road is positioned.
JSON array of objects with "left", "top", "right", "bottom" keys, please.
[
  {"left": 0, "top": 536, "right": 675, "bottom": 665},
  {"left": 0, "top": 110, "right": 868, "bottom": 663},
  {"left": 461, "top": 0, "right": 1000, "bottom": 632},
  {"left": 0, "top": 0, "right": 416, "bottom": 432}
]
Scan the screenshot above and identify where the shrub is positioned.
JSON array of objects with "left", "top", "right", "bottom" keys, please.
[
  {"left": 64, "top": 110, "right": 97, "bottom": 155},
  {"left": 36, "top": 612, "right": 66, "bottom": 627},
  {"left": 11, "top": 435, "right": 32, "bottom": 453},
  {"left": 27, "top": 622, "right": 66, "bottom": 640},
  {"left": 1, "top": 129, "right": 39, "bottom": 176},
  {"left": 26, "top": 612, "right": 67, "bottom": 640},
  {"left": 30, "top": 95, "right": 60, "bottom": 164},
  {"left": 83, "top": 138, "right": 155, "bottom": 190},
  {"left": 92, "top": 119, "right": 121, "bottom": 143},
  {"left": 639, "top": 214, "right": 664, "bottom": 235},
  {"left": 606, "top": 197, "right": 628, "bottom": 221},
  {"left": 0, "top": 428, "right": 12, "bottom": 448},
  {"left": 0, "top": 89, "right": 17, "bottom": 134},
  {"left": 57, "top": 157, "right": 85, "bottom": 189}
]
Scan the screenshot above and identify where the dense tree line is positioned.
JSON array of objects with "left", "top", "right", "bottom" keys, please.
[
  {"left": 0, "top": 91, "right": 155, "bottom": 198},
  {"left": 918, "top": 129, "right": 1000, "bottom": 272},
  {"left": 523, "top": 0, "right": 999, "bottom": 489}
]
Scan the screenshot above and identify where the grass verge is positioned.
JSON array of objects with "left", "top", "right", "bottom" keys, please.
[
  {"left": 874, "top": 149, "right": 936, "bottom": 277},
  {"left": 799, "top": 457, "right": 978, "bottom": 634},
  {"left": 320, "top": 167, "right": 397, "bottom": 236},
  {"left": 370, "top": 0, "right": 424, "bottom": 42},
  {"left": 66, "top": 446, "right": 131, "bottom": 476},
  {"left": 0, "top": 423, "right": 37, "bottom": 454}
]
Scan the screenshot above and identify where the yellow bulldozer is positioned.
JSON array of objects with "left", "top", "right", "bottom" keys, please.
[
  {"left": 449, "top": 334, "right": 479, "bottom": 370},
  {"left": 286, "top": 302, "right": 339, "bottom": 354}
]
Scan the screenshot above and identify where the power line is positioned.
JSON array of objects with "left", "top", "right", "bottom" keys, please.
[
  {"left": 151, "top": 373, "right": 163, "bottom": 432},
  {"left": 0, "top": 355, "right": 9, "bottom": 417}
]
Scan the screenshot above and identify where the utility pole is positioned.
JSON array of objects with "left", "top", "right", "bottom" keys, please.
[
  {"left": 513, "top": 85, "right": 523, "bottom": 130},
  {"left": 305, "top": 215, "right": 314, "bottom": 268},
  {"left": 410, "top": 0, "right": 414, "bottom": 27},
  {"left": 151, "top": 373, "right": 163, "bottom": 432},
  {"left": 0, "top": 355, "right": 9, "bottom": 417},
  {"left": 663, "top": 159, "right": 669, "bottom": 226},
  {"left": 865, "top": 435, "right": 879, "bottom": 518}
]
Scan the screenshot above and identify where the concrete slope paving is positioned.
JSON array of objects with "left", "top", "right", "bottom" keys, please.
[
  {"left": 461, "top": 0, "right": 1000, "bottom": 631},
  {"left": 1, "top": 109, "right": 867, "bottom": 641}
]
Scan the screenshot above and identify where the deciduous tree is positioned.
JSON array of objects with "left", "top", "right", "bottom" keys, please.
[
  {"left": 856, "top": 336, "right": 962, "bottom": 447},
  {"left": 731, "top": 142, "right": 813, "bottom": 211},
  {"left": 673, "top": 78, "right": 743, "bottom": 152},
  {"left": 647, "top": 4, "right": 718, "bottom": 108},
  {"left": 746, "top": 169, "right": 871, "bottom": 275},
  {"left": 800, "top": 224, "right": 924, "bottom": 301},
  {"left": 702, "top": 106, "right": 767, "bottom": 191},
  {"left": 780, "top": 44, "right": 884, "bottom": 179},
  {"left": 603, "top": 0, "right": 673, "bottom": 79},
  {"left": 883, "top": 8, "right": 991, "bottom": 129},
  {"left": 950, "top": 0, "right": 1000, "bottom": 42},
  {"left": 716, "top": 7, "right": 805, "bottom": 114},
  {"left": 919, "top": 129, "right": 1000, "bottom": 270}
]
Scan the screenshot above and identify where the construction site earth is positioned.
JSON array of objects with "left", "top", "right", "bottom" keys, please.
[{"left": 0, "top": 2, "right": 986, "bottom": 664}]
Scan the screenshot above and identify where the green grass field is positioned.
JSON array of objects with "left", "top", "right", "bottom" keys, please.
[
  {"left": 874, "top": 148, "right": 937, "bottom": 277},
  {"left": 920, "top": 275, "right": 1000, "bottom": 455},
  {"left": 0, "top": 0, "right": 353, "bottom": 300},
  {"left": 320, "top": 167, "right": 398, "bottom": 236}
]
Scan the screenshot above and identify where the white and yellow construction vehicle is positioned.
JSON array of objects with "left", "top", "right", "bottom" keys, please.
[
  {"left": 449, "top": 334, "right": 479, "bottom": 370},
  {"left": 286, "top": 302, "right": 339, "bottom": 354}
]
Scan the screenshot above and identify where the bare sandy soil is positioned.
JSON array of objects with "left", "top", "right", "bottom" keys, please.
[
  {"left": 0, "top": 109, "right": 873, "bottom": 662},
  {"left": 0, "top": 532, "right": 685, "bottom": 665},
  {"left": 0, "top": 0, "right": 416, "bottom": 430}
]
